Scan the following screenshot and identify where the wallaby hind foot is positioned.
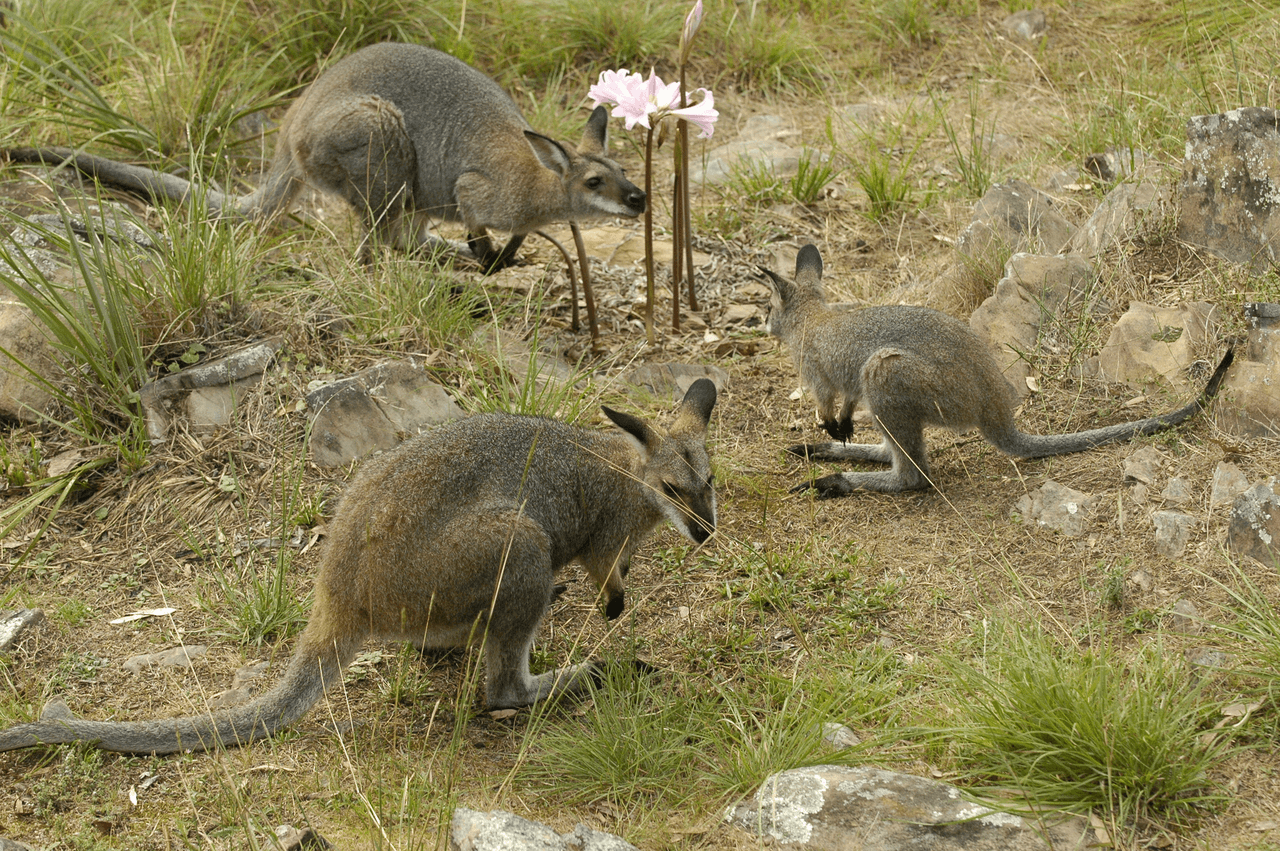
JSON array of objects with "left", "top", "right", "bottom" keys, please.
[
  {"left": 761, "top": 244, "right": 1233, "bottom": 497},
  {"left": 0, "top": 379, "right": 717, "bottom": 754}
]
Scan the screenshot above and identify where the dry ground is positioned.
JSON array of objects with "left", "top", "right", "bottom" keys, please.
[{"left": 3, "top": 7, "right": 1280, "bottom": 851}]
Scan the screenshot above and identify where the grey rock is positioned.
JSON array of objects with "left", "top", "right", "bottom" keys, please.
[
  {"left": 1122, "top": 445, "right": 1163, "bottom": 485},
  {"left": 307, "top": 359, "right": 463, "bottom": 467},
  {"left": 1185, "top": 647, "right": 1232, "bottom": 670},
  {"left": 958, "top": 180, "right": 1074, "bottom": 260},
  {"left": 969, "top": 252, "right": 1096, "bottom": 396},
  {"left": 1169, "top": 599, "right": 1201, "bottom": 633},
  {"left": 1217, "top": 302, "right": 1280, "bottom": 438},
  {"left": 138, "top": 338, "right": 283, "bottom": 440},
  {"left": 273, "top": 825, "right": 331, "bottom": 851},
  {"left": 623, "top": 362, "right": 729, "bottom": 404},
  {"left": 1210, "top": 461, "right": 1251, "bottom": 508},
  {"left": 1082, "top": 147, "right": 1150, "bottom": 183},
  {"left": 1067, "top": 181, "right": 1164, "bottom": 257},
  {"left": 1128, "top": 568, "right": 1154, "bottom": 593},
  {"left": 1178, "top": 107, "right": 1280, "bottom": 270},
  {"left": 1227, "top": 478, "right": 1280, "bottom": 568},
  {"left": 729, "top": 766, "right": 1091, "bottom": 850},
  {"left": 1161, "top": 476, "right": 1192, "bottom": 507},
  {"left": 0, "top": 837, "right": 38, "bottom": 851},
  {"left": 1152, "top": 510, "right": 1195, "bottom": 558},
  {"left": 1096, "top": 301, "right": 1219, "bottom": 388},
  {"left": 696, "top": 136, "right": 801, "bottom": 185},
  {"left": 450, "top": 808, "right": 638, "bottom": 851},
  {"left": 0, "top": 298, "right": 59, "bottom": 423},
  {"left": 820, "top": 722, "right": 860, "bottom": 749},
  {"left": 1014, "top": 480, "right": 1097, "bottom": 537},
  {"left": 122, "top": 645, "right": 208, "bottom": 675},
  {"left": 1001, "top": 9, "right": 1047, "bottom": 39},
  {"left": 0, "top": 608, "right": 45, "bottom": 653}
]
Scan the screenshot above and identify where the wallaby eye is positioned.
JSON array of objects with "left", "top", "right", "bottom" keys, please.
[
  {"left": 662, "top": 482, "right": 679, "bottom": 500},
  {"left": 586, "top": 176, "right": 603, "bottom": 189}
]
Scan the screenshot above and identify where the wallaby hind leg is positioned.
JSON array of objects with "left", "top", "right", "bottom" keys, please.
[
  {"left": 291, "top": 95, "right": 417, "bottom": 261},
  {"left": 792, "top": 348, "right": 933, "bottom": 496},
  {"left": 467, "top": 231, "right": 526, "bottom": 273},
  {"left": 478, "top": 515, "right": 598, "bottom": 709}
]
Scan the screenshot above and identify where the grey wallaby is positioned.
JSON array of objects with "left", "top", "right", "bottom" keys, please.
[
  {"left": 0, "top": 380, "right": 717, "bottom": 754},
  {"left": 7, "top": 42, "right": 646, "bottom": 269},
  {"left": 760, "top": 244, "right": 1234, "bottom": 497}
]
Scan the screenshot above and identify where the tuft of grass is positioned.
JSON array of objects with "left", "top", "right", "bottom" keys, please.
[
  {"left": 790, "top": 148, "right": 841, "bottom": 205},
  {"left": 1207, "top": 561, "right": 1280, "bottom": 703},
  {"left": 932, "top": 624, "right": 1231, "bottom": 837},
  {"left": 854, "top": 143, "right": 917, "bottom": 220},
  {"left": 935, "top": 86, "right": 997, "bottom": 198},
  {"left": 873, "top": 0, "right": 939, "bottom": 47}
]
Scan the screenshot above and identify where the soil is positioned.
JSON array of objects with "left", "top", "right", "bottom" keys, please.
[{"left": 2, "top": 8, "right": 1280, "bottom": 851}]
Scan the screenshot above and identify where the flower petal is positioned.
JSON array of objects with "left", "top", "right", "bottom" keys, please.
[{"left": 672, "top": 88, "right": 718, "bottom": 138}]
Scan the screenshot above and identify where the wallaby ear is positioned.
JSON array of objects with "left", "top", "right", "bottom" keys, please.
[
  {"left": 757, "top": 266, "right": 795, "bottom": 302},
  {"left": 672, "top": 378, "right": 717, "bottom": 434},
  {"left": 795, "top": 243, "right": 823, "bottom": 280},
  {"left": 524, "top": 131, "right": 573, "bottom": 176},
  {"left": 580, "top": 105, "right": 610, "bottom": 156},
  {"left": 602, "top": 406, "right": 658, "bottom": 454}
]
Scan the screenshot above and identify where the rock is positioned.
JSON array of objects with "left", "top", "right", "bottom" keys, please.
[
  {"left": 274, "top": 825, "right": 331, "bottom": 851},
  {"left": 1096, "top": 301, "right": 1218, "bottom": 388},
  {"left": 1168, "top": 599, "right": 1200, "bottom": 633},
  {"left": 1217, "top": 302, "right": 1280, "bottom": 437},
  {"left": 721, "top": 303, "right": 762, "bottom": 326},
  {"left": 1127, "top": 568, "right": 1154, "bottom": 593},
  {"left": 623, "top": 362, "right": 729, "bottom": 404},
  {"left": 1178, "top": 107, "right": 1280, "bottom": 270},
  {"left": 1210, "top": 461, "right": 1251, "bottom": 508},
  {"left": 1227, "top": 478, "right": 1280, "bottom": 568},
  {"left": 958, "top": 180, "right": 1074, "bottom": 260},
  {"left": 1082, "top": 148, "right": 1151, "bottom": 183},
  {"left": 306, "top": 358, "right": 463, "bottom": 468},
  {"left": 1152, "top": 510, "right": 1194, "bottom": 558},
  {"left": 969, "top": 253, "right": 1096, "bottom": 396},
  {"left": 208, "top": 660, "right": 270, "bottom": 710},
  {"left": 0, "top": 837, "right": 38, "bottom": 851},
  {"left": 1001, "top": 9, "right": 1047, "bottom": 39},
  {"left": 1161, "top": 476, "right": 1192, "bottom": 506},
  {"left": 138, "top": 338, "right": 283, "bottom": 441},
  {"left": 1184, "top": 647, "right": 1232, "bottom": 670},
  {"left": 1122, "top": 445, "right": 1163, "bottom": 485},
  {"left": 1066, "top": 181, "right": 1165, "bottom": 257},
  {"left": 0, "top": 297, "right": 59, "bottom": 423},
  {"left": 728, "top": 766, "right": 1091, "bottom": 850},
  {"left": 122, "top": 645, "right": 208, "bottom": 674},
  {"left": 1014, "top": 480, "right": 1097, "bottom": 537},
  {"left": 695, "top": 115, "right": 803, "bottom": 185},
  {"left": 450, "top": 808, "right": 638, "bottom": 851},
  {"left": 819, "top": 722, "right": 860, "bottom": 749},
  {"left": 0, "top": 608, "right": 45, "bottom": 653}
]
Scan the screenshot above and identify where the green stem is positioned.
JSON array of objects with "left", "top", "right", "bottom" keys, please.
[{"left": 644, "top": 123, "right": 655, "bottom": 345}]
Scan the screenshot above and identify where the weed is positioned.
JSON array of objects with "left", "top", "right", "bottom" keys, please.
[
  {"left": 852, "top": 141, "right": 917, "bottom": 220},
  {"left": 874, "top": 0, "right": 938, "bottom": 47},
  {"left": 790, "top": 148, "right": 841, "bottom": 205}
]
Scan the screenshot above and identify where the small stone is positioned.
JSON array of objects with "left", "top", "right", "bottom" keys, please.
[
  {"left": 1123, "top": 446, "right": 1163, "bottom": 485},
  {"left": 1184, "top": 647, "right": 1232, "bottom": 670},
  {"left": 1014, "top": 480, "right": 1097, "bottom": 537},
  {"left": 0, "top": 608, "right": 45, "bottom": 653},
  {"left": 1128, "top": 568, "right": 1154, "bottom": 593},
  {"left": 1227, "top": 478, "right": 1280, "bottom": 568},
  {"left": 122, "top": 645, "right": 208, "bottom": 674},
  {"left": 1152, "top": 510, "right": 1195, "bottom": 558},
  {"left": 1168, "top": 599, "right": 1200, "bottom": 634},
  {"left": 1160, "top": 476, "right": 1192, "bottom": 507},
  {"left": 1210, "top": 461, "right": 1251, "bottom": 508},
  {"left": 274, "top": 825, "right": 332, "bottom": 851},
  {"left": 820, "top": 722, "right": 861, "bottom": 749}
]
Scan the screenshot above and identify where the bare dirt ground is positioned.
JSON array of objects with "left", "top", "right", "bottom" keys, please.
[{"left": 3, "top": 10, "right": 1280, "bottom": 851}]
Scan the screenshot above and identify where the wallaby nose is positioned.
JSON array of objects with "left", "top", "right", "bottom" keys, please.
[{"left": 628, "top": 190, "right": 647, "bottom": 214}]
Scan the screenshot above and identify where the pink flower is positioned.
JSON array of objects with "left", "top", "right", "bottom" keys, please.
[
  {"left": 679, "top": 0, "right": 704, "bottom": 64},
  {"left": 672, "top": 87, "right": 717, "bottom": 138},
  {"left": 587, "top": 68, "right": 718, "bottom": 136}
]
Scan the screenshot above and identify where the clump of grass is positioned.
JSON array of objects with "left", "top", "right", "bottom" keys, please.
[
  {"left": 934, "top": 624, "right": 1230, "bottom": 837},
  {"left": 790, "top": 149, "right": 841, "bottom": 204},
  {"left": 854, "top": 143, "right": 917, "bottom": 220},
  {"left": 874, "top": 0, "right": 939, "bottom": 47}
]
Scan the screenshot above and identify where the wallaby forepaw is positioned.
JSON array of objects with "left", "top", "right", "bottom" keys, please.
[
  {"left": 604, "top": 591, "right": 625, "bottom": 620},
  {"left": 821, "top": 418, "right": 853, "bottom": 442}
]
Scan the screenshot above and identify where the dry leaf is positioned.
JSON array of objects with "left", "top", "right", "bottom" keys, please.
[
  {"left": 1089, "top": 813, "right": 1112, "bottom": 846},
  {"left": 489, "top": 708, "right": 517, "bottom": 721},
  {"left": 109, "top": 607, "right": 178, "bottom": 625}
]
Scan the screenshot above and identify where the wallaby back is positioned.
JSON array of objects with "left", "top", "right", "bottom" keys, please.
[
  {"left": 762, "top": 244, "right": 1231, "bottom": 495},
  {"left": 0, "top": 381, "right": 717, "bottom": 754},
  {"left": 7, "top": 43, "right": 645, "bottom": 267}
]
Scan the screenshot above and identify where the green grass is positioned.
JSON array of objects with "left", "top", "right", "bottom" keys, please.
[{"left": 930, "top": 624, "right": 1232, "bottom": 838}]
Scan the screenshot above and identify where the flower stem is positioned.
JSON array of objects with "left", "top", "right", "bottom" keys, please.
[{"left": 644, "top": 124, "right": 655, "bottom": 345}]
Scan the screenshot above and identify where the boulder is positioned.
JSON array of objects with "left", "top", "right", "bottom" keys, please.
[
  {"left": 1217, "top": 303, "right": 1280, "bottom": 437},
  {"left": 1096, "top": 301, "right": 1218, "bottom": 388}
]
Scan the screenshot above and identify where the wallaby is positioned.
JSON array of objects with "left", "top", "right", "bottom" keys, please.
[
  {"left": 6, "top": 42, "right": 646, "bottom": 269},
  {"left": 0, "top": 380, "right": 717, "bottom": 754},
  {"left": 760, "top": 244, "right": 1234, "bottom": 497}
]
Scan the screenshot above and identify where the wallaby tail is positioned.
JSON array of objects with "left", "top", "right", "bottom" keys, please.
[
  {"left": 0, "top": 631, "right": 360, "bottom": 755},
  {"left": 992, "top": 349, "right": 1234, "bottom": 459},
  {"left": 7, "top": 146, "right": 242, "bottom": 217}
]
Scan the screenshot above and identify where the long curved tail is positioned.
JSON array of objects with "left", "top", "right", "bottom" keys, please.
[
  {"left": 992, "top": 348, "right": 1234, "bottom": 459},
  {"left": 7, "top": 146, "right": 242, "bottom": 217},
  {"left": 0, "top": 631, "right": 360, "bottom": 755}
]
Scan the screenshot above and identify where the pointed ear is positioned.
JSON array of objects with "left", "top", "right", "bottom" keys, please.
[
  {"left": 795, "top": 243, "right": 823, "bottom": 280},
  {"left": 602, "top": 406, "right": 658, "bottom": 455},
  {"left": 580, "top": 105, "right": 609, "bottom": 156},
  {"left": 524, "top": 131, "right": 573, "bottom": 176},
  {"left": 757, "top": 266, "right": 795, "bottom": 302},
  {"left": 672, "top": 378, "right": 717, "bottom": 434}
]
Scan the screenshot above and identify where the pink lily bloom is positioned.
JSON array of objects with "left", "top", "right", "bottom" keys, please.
[{"left": 672, "top": 87, "right": 717, "bottom": 138}]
